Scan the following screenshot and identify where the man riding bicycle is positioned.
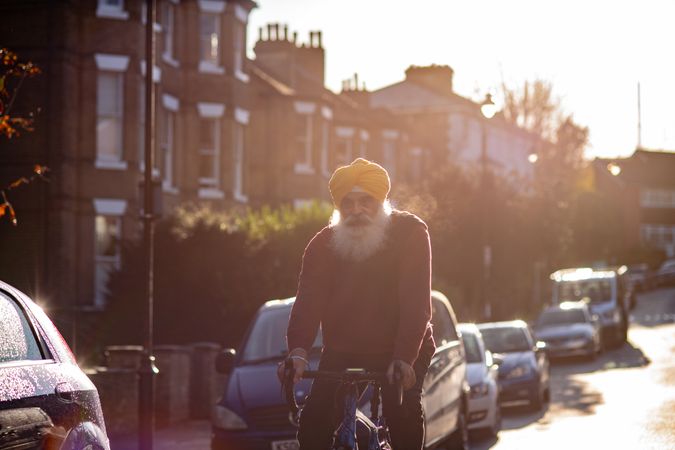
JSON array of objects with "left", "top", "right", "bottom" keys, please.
[{"left": 278, "top": 158, "right": 435, "bottom": 449}]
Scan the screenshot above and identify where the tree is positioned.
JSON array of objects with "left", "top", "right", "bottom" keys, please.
[
  {"left": 97, "top": 202, "right": 331, "bottom": 356},
  {"left": 0, "top": 48, "right": 47, "bottom": 225}
]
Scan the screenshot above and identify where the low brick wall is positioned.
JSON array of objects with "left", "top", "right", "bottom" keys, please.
[
  {"left": 89, "top": 342, "right": 229, "bottom": 437},
  {"left": 155, "top": 345, "right": 192, "bottom": 426},
  {"left": 87, "top": 367, "right": 139, "bottom": 437},
  {"left": 189, "top": 342, "right": 224, "bottom": 419}
]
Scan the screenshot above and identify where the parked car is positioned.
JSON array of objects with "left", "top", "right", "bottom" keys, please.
[
  {"left": 0, "top": 280, "right": 110, "bottom": 450},
  {"left": 533, "top": 302, "right": 602, "bottom": 360},
  {"left": 212, "top": 290, "right": 469, "bottom": 450},
  {"left": 550, "top": 267, "right": 628, "bottom": 347},
  {"left": 625, "top": 263, "right": 654, "bottom": 293},
  {"left": 457, "top": 324, "right": 501, "bottom": 437},
  {"left": 655, "top": 259, "right": 675, "bottom": 287},
  {"left": 477, "top": 321, "right": 550, "bottom": 411}
]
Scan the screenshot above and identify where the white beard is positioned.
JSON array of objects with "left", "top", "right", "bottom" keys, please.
[{"left": 330, "top": 208, "right": 392, "bottom": 262}]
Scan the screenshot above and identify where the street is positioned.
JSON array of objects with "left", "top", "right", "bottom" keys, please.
[
  {"left": 470, "top": 287, "right": 675, "bottom": 450},
  {"left": 112, "top": 288, "right": 675, "bottom": 450}
]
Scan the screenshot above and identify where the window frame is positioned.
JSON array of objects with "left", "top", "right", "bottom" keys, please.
[
  {"left": 96, "top": 71, "right": 125, "bottom": 167},
  {"left": 198, "top": 117, "right": 220, "bottom": 188},
  {"left": 0, "top": 289, "right": 50, "bottom": 366},
  {"left": 199, "top": 11, "right": 223, "bottom": 74},
  {"left": 294, "top": 114, "right": 314, "bottom": 174},
  {"left": 93, "top": 199, "right": 126, "bottom": 309},
  {"left": 96, "top": 0, "right": 129, "bottom": 20}
]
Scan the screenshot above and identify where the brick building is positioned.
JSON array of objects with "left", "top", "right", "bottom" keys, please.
[
  {"left": 0, "top": 0, "right": 256, "bottom": 334},
  {"left": 593, "top": 149, "right": 675, "bottom": 258},
  {"left": 370, "top": 64, "right": 541, "bottom": 181}
]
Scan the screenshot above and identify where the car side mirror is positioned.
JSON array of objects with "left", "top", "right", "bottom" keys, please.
[
  {"left": 535, "top": 341, "right": 547, "bottom": 353},
  {"left": 215, "top": 348, "right": 237, "bottom": 374},
  {"left": 591, "top": 314, "right": 600, "bottom": 323},
  {"left": 491, "top": 353, "right": 505, "bottom": 366}
]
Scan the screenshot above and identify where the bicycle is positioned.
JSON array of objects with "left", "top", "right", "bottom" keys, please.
[{"left": 282, "top": 359, "right": 403, "bottom": 450}]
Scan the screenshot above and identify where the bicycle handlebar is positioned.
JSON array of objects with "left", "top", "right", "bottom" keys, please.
[{"left": 282, "top": 360, "right": 404, "bottom": 415}]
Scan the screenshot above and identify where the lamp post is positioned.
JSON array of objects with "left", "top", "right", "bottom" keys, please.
[
  {"left": 480, "top": 93, "right": 497, "bottom": 320},
  {"left": 139, "top": 1, "right": 159, "bottom": 449}
]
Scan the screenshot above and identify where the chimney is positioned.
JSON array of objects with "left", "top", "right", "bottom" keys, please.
[
  {"left": 404, "top": 64, "right": 454, "bottom": 95},
  {"left": 340, "top": 72, "right": 370, "bottom": 107}
]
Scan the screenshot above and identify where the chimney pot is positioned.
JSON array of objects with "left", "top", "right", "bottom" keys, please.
[
  {"left": 274, "top": 23, "right": 280, "bottom": 40},
  {"left": 292, "top": 31, "right": 298, "bottom": 44},
  {"left": 267, "top": 23, "right": 272, "bottom": 40},
  {"left": 354, "top": 73, "right": 359, "bottom": 90},
  {"left": 283, "top": 24, "right": 288, "bottom": 41},
  {"left": 317, "top": 31, "right": 323, "bottom": 48},
  {"left": 258, "top": 27, "right": 263, "bottom": 41}
]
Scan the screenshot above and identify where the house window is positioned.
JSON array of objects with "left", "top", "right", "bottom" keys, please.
[
  {"left": 641, "top": 224, "right": 675, "bottom": 246},
  {"left": 199, "top": 118, "right": 219, "bottom": 188},
  {"left": 162, "top": 1, "right": 176, "bottom": 63},
  {"left": 96, "top": 0, "right": 129, "bottom": 20},
  {"left": 199, "top": 12, "right": 221, "bottom": 72},
  {"left": 335, "top": 137, "right": 352, "bottom": 167},
  {"left": 641, "top": 189, "right": 675, "bottom": 208},
  {"left": 321, "top": 121, "right": 330, "bottom": 176},
  {"left": 93, "top": 199, "right": 126, "bottom": 308},
  {"left": 294, "top": 115, "right": 313, "bottom": 173},
  {"left": 233, "top": 122, "right": 246, "bottom": 201},
  {"left": 359, "top": 130, "right": 369, "bottom": 158},
  {"left": 382, "top": 138, "right": 397, "bottom": 178},
  {"left": 97, "top": 72, "right": 124, "bottom": 165},
  {"left": 160, "top": 108, "right": 176, "bottom": 189}
]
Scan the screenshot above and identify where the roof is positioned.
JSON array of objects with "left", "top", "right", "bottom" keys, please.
[
  {"left": 370, "top": 79, "right": 478, "bottom": 113},
  {"left": 595, "top": 148, "right": 675, "bottom": 188}
]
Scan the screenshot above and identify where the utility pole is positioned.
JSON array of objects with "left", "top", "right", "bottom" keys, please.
[{"left": 139, "top": 1, "right": 158, "bottom": 449}]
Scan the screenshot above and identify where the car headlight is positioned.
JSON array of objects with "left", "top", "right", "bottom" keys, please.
[
  {"left": 213, "top": 405, "right": 247, "bottom": 430},
  {"left": 470, "top": 382, "right": 490, "bottom": 398},
  {"left": 504, "top": 365, "right": 532, "bottom": 379}
]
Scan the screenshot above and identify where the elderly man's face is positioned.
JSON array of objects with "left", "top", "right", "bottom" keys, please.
[{"left": 339, "top": 192, "right": 380, "bottom": 226}]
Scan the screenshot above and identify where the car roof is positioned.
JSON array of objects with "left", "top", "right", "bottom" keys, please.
[
  {"left": 542, "top": 301, "right": 588, "bottom": 312},
  {"left": 476, "top": 319, "right": 528, "bottom": 329},
  {"left": 550, "top": 267, "right": 618, "bottom": 282}
]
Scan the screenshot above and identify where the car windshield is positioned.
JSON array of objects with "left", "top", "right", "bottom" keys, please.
[
  {"left": 479, "top": 326, "right": 531, "bottom": 353},
  {"left": 241, "top": 306, "right": 322, "bottom": 363},
  {"left": 537, "top": 309, "right": 587, "bottom": 327},
  {"left": 557, "top": 279, "right": 613, "bottom": 304},
  {"left": 461, "top": 332, "right": 483, "bottom": 363}
]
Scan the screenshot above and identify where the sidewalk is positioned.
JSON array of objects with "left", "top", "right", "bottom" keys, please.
[{"left": 110, "top": 420, "right": 211, "bottom": 450}]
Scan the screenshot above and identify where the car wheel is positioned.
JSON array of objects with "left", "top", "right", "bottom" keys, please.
[
  {"left": 489, "top": 404, "right": 502, "bottom": 438},
  {"left": 530, "top": 387, "right": 544, "bottom": 411},
  {"left": 446, "top": 403, "right": 469, "bottom": 450}
]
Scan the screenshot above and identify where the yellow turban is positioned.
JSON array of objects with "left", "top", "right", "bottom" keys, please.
[{"left": 329, "top": 158, "right": 391, "bottom": 207}]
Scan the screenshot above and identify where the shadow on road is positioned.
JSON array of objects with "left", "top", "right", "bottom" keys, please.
[{"left": 549, "top": 339, "right": 650, "bottom": 376}]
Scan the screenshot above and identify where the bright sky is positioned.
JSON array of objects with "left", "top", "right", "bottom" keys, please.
[{"left": 247, "top": 0, "right": 675, "bottom": 159}]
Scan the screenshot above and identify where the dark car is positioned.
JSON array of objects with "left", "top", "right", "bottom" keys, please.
[
  {"left": 477, "top": 321, "right": 550, "bottom": 410},
  {"left": 0, "top": 280, "right": 110, "bottom": 449},
  {"left": 534, "top": 302, "right": 602, "bottom": 360},
  {"left": 625, "top": 263, "right": 654, "bottom": 293},
  {"left": 211, "top": 291, "right": 469, "bottom": 450},
  {"left": 655, "top": 259, "right": 675, "bottom": 287}
]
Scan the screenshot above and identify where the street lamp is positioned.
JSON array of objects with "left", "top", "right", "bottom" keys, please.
[
  {"left": 479, "top": 93, "right": 496, "bottom": 320},
  {"left": 139, "top": 1, "right": 159, "bottom": 449}
]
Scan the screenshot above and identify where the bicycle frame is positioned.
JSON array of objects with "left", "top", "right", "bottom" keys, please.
[{"left": 283, "top": 364, "right": 400, "bottom": 450}]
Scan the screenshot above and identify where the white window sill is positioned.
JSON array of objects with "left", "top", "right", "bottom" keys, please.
[
  {"left": 294, "top": 164, "right": 315, "bottom": 175},
  {"left": 198, "top": 187, "right": 224, "bottom": 199},
  {"left": 233, "top": 192, "right": 248, "bottom": 203},
  {"left": 234, "top": 70, "right": 250, "bottom": 83},
  {"left": 96, "top": 8, "right": 130, "bottom": 20},
  {"left": 199, "top": 61, "right": 225, "bottom": 75},
  {"left": 162, "top": 184, "right": 179, "bottom": 195},
  {"left": 162, "top": 53, "right": 180, "bottom": 68},
  {"left": 96, "top": 160, "right": 128, "bottom": 170}
]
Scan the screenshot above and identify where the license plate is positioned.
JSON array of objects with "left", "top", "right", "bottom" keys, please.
[{"left": 271, "top": 440, "right": 299, "bottom": 450}]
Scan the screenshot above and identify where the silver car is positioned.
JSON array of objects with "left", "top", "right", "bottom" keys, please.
[
  {"left": 458, "top": 324, "right": 501, "bottom": 438},
  {"left": 534, "top": 302, "right": 602, "bottom": 360}
]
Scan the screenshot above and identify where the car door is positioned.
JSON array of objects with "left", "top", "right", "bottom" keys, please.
[
  {"left": 0, "top": 289, "right": 103, "bottom": 442},
  {"left": 423, "top": 296, "right": 465, "bottom": 447}
]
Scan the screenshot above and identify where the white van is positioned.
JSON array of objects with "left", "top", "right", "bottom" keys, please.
[{"left": 549, "top": 267, "right": 628, "bottom": 348}]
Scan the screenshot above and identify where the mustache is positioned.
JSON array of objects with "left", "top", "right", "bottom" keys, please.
[{"left": 343, "top": 214, "right": 373, "bottom": 226}]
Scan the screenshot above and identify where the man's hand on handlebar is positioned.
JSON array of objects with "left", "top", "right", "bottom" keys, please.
[
  {"left": 277, "top": 347, "right": 309, "bottom": 385},
  {"left": 387, "top": 359, "right": 416, "bottom": 390}
]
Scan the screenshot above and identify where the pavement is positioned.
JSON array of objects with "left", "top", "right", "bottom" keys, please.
[{"left": 110, "top": 420, "right": 211, "bottom": 450}]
